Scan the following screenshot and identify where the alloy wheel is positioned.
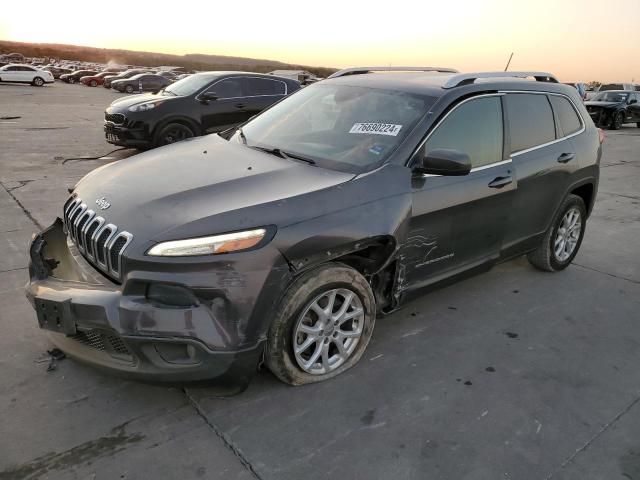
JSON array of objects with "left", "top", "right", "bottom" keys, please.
[
  {"left": 292, "top": 288, "right": 365, "bottom": 375},
  {"left": 554, "top": 207, "right": 582, "bottom": 262}
]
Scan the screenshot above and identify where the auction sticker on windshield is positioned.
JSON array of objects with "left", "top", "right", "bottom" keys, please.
[{"left": 349, "top": 123, "right": 403, "bottom": 136}]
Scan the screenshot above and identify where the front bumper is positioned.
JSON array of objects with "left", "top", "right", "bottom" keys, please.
[
  {"left": 104, "top": 121, "right": 151, "bottom": 148},
  {"left": 25, "top": 219, "right": 264, "bottom": 388}
]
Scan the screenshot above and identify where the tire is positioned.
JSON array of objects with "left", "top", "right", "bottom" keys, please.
[
  {"left": 265, "top": 263, "right": 376, "bottom": 385},
  {"left": 527, "top": 194, "right": 587, "bottom": 272},
  {"left": 32, "top": 77, "right": 44, "bottom": 87},
  {"left": 68, "top": 77, "right": 76, "bottom": 84},
  {"left": 153, "top": 122, "right": 195, "bottom": 147},
  {"left": 610, "top": 111, "right": 623, "bottom": 130},
  {"left": 125, "top": 85, "right": 134, "bottom": 93},
  {"left": 90, "top": 80, "right": 97, "bottom": 87}
]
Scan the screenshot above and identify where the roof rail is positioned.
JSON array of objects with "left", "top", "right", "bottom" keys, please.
[
  {"left": 328, "top": 66, "right": 459, "bottom": 79},
  {"left": 442, "top": 71, "right": 559, "bottom": 89}
]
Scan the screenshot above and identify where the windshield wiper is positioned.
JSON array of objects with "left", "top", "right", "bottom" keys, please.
[{"left": 250, "top": 145, "right": 316, "bottom": 165}]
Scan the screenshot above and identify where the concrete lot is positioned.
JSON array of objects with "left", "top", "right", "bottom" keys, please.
[{"left": 0, "top": 82, "right": 638, "bottom": 480}]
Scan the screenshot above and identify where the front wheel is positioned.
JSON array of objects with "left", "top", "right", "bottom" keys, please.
[
  {"left": 125, "top": 85, "right": 134, "bottom": 93},
  {"left": 153, "top": 122, "right": 195, "bottom": 147},
  {"left": 265, "top": 263, "right": 376, "bottom": 385},
  {"left": 32, "top": 77, "right": 44, "bottom": 87},
  {"left": 527, "top": 194, "right": 587, "bottom": 272},
  {"left": 68, "top": 77, "right": 76, "bottom": 84},
  {"left": 90, "top": 80, "right": 97, "bottom": 87},
  {"left": 610, "top": 112, "right": 623, "bottom": 130}
]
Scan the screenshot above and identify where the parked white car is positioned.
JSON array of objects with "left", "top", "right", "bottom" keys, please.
[{"left": 0, "top": 64, "right": 54, "bottom": 86}]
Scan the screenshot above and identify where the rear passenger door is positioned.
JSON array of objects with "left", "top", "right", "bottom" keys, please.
[
  {"left": 503, "top": 92, "right": 584, "bottom": 254},
  {"left": 241, "top": 77, "right": 288, "bottom": 118},
  {"left": 406, "top": 94, "right": 515, "bottom": 286}
]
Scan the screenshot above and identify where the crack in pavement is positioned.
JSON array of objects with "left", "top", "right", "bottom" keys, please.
[
  {"left": 545, "top": 394, "right": 640, "bottom": 479},
  {"left": 183, "top": 388, "right": 263, "bottom": 480},
  {"left": 573, "top": 263, "right": 639, "bottom": 285},
  {"left": 598, "top": 191, "right": 640, "bottom": 201},
  {"left": 0, "top": 181, "right": 42, "bottom": 229},
  {"left": 0, "top": 266, "right": 27, "bottom": 274}
]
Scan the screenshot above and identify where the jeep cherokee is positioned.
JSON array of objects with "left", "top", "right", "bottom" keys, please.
[{"left": 25, "top": 67, "right": 602, "bottom": 389}]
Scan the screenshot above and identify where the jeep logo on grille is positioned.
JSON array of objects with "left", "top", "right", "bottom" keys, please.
[{"left": 95, "top": 197, "right": 111, "bottom": 210}]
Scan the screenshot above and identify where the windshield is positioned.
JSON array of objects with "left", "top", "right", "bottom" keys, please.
[
  {"left": 237, "top": 84, "right": 433, "bottom": 173},
  {"left": 592, "top": 92, "right": 628, "bottom": 102},
  {"left": 162, "top": 74, "right": 218, "bottom": 97}
]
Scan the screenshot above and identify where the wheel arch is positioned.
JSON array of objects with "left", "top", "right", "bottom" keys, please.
[{"left": 152, "top": 116, "right": 202, "bottom": 139}]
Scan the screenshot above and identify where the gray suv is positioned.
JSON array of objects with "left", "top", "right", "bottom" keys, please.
[{"left": 26, "top": 67, "right": 601, "bottom": 390}]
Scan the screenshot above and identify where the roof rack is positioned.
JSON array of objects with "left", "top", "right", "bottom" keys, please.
[
  {"left": 328, "top": 66, "right": 459, "bottom": 79},
  {"left": 442, "top": 71, "right": 559, "bottom": 89}
]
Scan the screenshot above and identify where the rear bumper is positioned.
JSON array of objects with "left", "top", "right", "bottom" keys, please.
[{"left": 24, "top": 219, "right": 263, "bottom": 388}]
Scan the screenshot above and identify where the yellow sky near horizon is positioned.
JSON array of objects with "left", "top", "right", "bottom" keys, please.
[{"left": 1, "top": 0, "right": 638, "bottom": 83}]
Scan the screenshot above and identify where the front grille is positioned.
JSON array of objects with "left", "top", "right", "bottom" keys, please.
[
  {"left": 70, "top": 329, "right": 133, "bottom": 361},
  {"left": 63, "top": 194, "right": 133, "bottom": 281},
  {"left": 105, "top": 113, "right": 125, "bottom": 124}
]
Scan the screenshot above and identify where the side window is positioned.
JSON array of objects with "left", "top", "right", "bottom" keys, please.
[
  {"left": 549, "top": 95, "right": 582, "bottom": 137},
  {"left": 208, "top": 78, "right": 244, "bottom": 99},
  {"left": 505, "top": 94, "right": 556, "bottom": 153},
  {"left": 245, "top": 78, "right": 286, "bottom": 96},
  {"left": 424, "top": 96, "right": 503, "bottom": 169}
]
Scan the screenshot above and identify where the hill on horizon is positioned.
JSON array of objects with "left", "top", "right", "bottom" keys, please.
[{"left": 0, "top": 40, "right": 337, "bottom": 77}]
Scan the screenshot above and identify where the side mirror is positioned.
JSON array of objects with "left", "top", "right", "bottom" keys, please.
[
  {"left": 201, "top": 92, "right": 218, "bottom": 102},
  {"left": 413, "top": 148, "right": 471, "bottom": 176},
  {"left": 629, "top": 98, "right": 638, "bottom": 104}
]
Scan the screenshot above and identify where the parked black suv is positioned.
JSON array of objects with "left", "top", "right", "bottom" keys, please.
[
  {"left": 585, "top": 90, "right": 640, "bottom": 129},
  {"left": 103, "top": 71, "right": 300, "bottom": 149},
  {"left": 26, "top": 68, "right": 601, "bottom": 389}
]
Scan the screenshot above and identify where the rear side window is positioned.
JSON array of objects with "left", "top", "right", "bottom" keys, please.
[
  {"left": 245, "top": 78, "right": 286, "bottom": 96},
  {"left": 549, "top": 95, "right": 582, "bottom": 136},
  {"left": 425, "top": 96, "right": 503, "bottom": 168},
  {"left": 506, "top": 94, "right": 555, "bottom": 153}
]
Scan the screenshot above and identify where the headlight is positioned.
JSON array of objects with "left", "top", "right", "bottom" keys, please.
[
  {"left": 128, "top": 101, "right": 163, "bottom": 112},
  {"left": 147, "top": 228, "right": 267, "bottom": 257}
]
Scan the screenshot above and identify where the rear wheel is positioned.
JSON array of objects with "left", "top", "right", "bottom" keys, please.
[
  {"left": 527, "top": 194, "right": 587, "bottom": 272},
  {"left": 32, "top": 77, "right": 44, "bottom": 87},
  {"left": 610, "top": 111, "right": 623, "bottom": 130},
  {"left": 90, "top": 80, "right": 97, "bottom": 87},
  {"left": 266, "top": 263, "right": 376, "bottom": 385},
  {"left": 153, "top": 122, "right": 195, "bottom": 147}
]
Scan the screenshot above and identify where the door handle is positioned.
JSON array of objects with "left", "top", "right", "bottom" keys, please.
[
  {"left": 557, "top": 153, "right": 575, "bottom": 163},
  {"left": 234, "top": 103, "right": 245, "bottom": 109},
  {"left": 488, "top": 176, "right": 513, "bottom": 189}
]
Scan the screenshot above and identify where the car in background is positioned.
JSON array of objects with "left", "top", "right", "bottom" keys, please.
[
  {"left": 585, "top": 90, "right": 640, "bottom": 129},
  {"left": 60, "top": 70, "right": 97, "bottom": 84},
  {"left": 104, "top": 72, "right": 300, "bottom": 149},
  {"left": 0, "top": 64, "right": 54, "bottom": 86},
  {"left": 599, "top": 83, "right": 635, "bottom": 92},
  {"left": 80, "top": 72, "right": 114, "bottom": 87},
  {"left": 43, "top": 66, "right": 73, "bottom": 79},
  {"left": 103, "top": 69, "right": 150, "bottom": 89},
  {"left": 157, "top": 71, "right": 178, "bottom": 81},
  {"left": 111, "top": 73, "right": 172, "bottom": 94}
]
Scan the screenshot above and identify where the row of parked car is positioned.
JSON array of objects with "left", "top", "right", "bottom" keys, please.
[{"left": 564, "top": 82, "right": 640, "bottom": 130}]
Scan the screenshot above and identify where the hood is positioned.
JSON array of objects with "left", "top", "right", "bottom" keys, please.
[
  {"left": 108, "top": 92, "right": 172, "bottom": 109},
  {"left": 584, "top": 101, "right": 621, "bottom": 109},
  {"left": 73, "top": 135, "right": 354, "bottom": 243}
]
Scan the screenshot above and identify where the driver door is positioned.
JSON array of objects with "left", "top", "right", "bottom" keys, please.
[
  {"left": 404, "top": 95, "right": 515, "bottom": 288},
  {"left": 199, "top": 77, "right": 249, "bottom": 133}
]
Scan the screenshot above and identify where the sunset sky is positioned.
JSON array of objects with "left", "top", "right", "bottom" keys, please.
[{"left": 1, "top": 0, "right": 638, "bottom": 83}]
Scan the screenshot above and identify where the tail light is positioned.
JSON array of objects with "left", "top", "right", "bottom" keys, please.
[{"left": 598, "top": 128, "right": 605, "bottom": 144}]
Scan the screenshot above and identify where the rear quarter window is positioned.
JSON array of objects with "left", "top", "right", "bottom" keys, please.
[
  {"left": 505, "top": 93, "right": 556, "bottom": 153},
  {"left": 549, "top": 95, "right": 583, "bottom": 136}
]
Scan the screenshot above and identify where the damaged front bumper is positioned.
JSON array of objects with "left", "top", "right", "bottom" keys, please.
[{"left": 24, "top": 219, "right": 269, "bottom": 389}]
